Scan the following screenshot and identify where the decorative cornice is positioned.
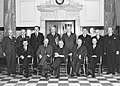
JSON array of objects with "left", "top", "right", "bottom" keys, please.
[{"left": 37, "top": 4, "right": 83, "bottom": 12}]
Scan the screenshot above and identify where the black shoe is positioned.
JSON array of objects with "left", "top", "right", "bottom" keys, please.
[
  {"left": 7, "top": 73, "right": 11, "bottom": 76},
  {"left": 19, "top": 70, "right": 23, "bottom": 75},
  {"left": 76, "top": 73, "right": 80, "bottom": 76},
  {"left": 12, "top": 72, "right": 17, "bottom": 74},
  {"left": 106, "top": 72, "right": 110, "bottom": 74},
  {"left": 92, "top": 74, "right": 95, "bottom": 78},
  {"left": 33, "top": 70, "right": 37, "bottom": 75},
  {"left": 42, "top": 73, "right": 48, "bottom": 78},
  {"left": 70, "top": 73, "right": 75, "bottom": 77},
  {"left": 117, "top": 71, "right": 120, "bottom": 73},
  {"left": 24, "top": 74, "right": 29, "bottom": 78},
  {"left": 112, "top": 72, "right": 115, "bottom": 75},
  {"left": 87, "top": 70, "right": 92, "bottom": 76},
  {"left": 87, "top": 71, "right": 92, "bottom": 76},
  {"left": 56, "top": 75, "right": 60, "bottom": 78}
]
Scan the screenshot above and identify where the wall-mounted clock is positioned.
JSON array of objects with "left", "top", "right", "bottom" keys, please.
[{"left": 55, "top": 0, "right": 64, "bottom": 5}]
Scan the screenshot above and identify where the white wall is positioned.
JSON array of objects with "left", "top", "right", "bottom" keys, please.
[
  {"left": 16, "top": 0, "right": 40, "bottom": 27},
  {"left": 116, "top": 0, "right": 120, "bottom": 26},
  {"left": 16, "top": 0, "right": 104, "bottom": 27},
  {"left": 0, "top": 0, "right": 4, "bottom": 27},
  {"left": 80, "top": 0, "right": 104, "bottom": 26}
]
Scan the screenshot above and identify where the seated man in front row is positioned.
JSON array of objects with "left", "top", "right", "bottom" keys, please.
[
  {"left": 51, "top": 40, "right": 69, "bottom": 78},
  {"left": 36, "top": 38, "right": 53, "bottom": 78},
  {"left": 71, "top": 38, "right": 87, "bottom": 77},
  {"left": 17, "top": 39, "right": 33, "bottom": 78}
]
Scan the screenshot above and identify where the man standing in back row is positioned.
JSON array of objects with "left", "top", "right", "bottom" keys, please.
[
  {"left": 47, "top": 26, "right": 61, "bottom": 51},
  {"left": 104, "top": 27, "right": 119, "bottom": 75},
  {"left": 31, "top": 26, "right": 44, "bottom": 74},
  {"left": 62, "top": 26, "right": 76, "bottom": 75},
  {"left": 2, "top": 30, "right": 17, "bottom": 75}
]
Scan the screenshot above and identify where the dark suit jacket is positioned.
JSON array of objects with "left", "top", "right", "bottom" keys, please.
[
  {"left": 88, "top": 44, "right": 102, "bottom": 58},
  {"left": 17, "top": 45, "right": 33, "bottom": 58},
  {"left": 93, "top": 36, "right": 104, "bottom": 55},
  {"left": 78, "top": 35, "right": 92, "bottom": 54},
  {"left": 31, "top": 32, "right": 44, "bottom": 51},
  {"left": 104, "top": 34, "right": 119, "bottom": 54},
  {"left": 54, "top": 46, "right": 69, "bottom": 59},
  {"left": 62, "top": 33, "right": 76, "bottom": 52},
  {"left": 72, "top": 45, "right": 87, "bottom": 61},
  {"left": 47, "top": 33, "right": 61, "bottom": 50},
  {"left": 36, "top": 45, "right": 53, "bottom": 67},
  {"left": 2, "top": 36, "right": 16, "bottom": 55},
  {"left": 17, "top": 35, "right": 30, "bottom": 48}
]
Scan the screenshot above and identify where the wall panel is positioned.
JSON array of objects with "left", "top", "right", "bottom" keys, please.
[{"left": 0, "top": 0, "right": 4, "bottom": 27}]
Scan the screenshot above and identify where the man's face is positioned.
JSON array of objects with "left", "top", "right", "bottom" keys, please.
[
  {"left": 108, "top": 27, "right": 113, "bottom": 34},
  {"left": 23, "top": 41, "right": 28, "bottom": 46},
  {"left": 90, "top": 28, "right": 94, "bottom": 34},
  {"left": 83, "top": 29, "right": 87, "bottom": 35},
  {"left": 58, "top": 41, "right": 64, "bottom": 47},
  {"left": 92, "top": 38, "right": 97, "bottom": 45},
  {"left": 96, "top": 29, "right": 100, "bottom": 36},
  {"left": 34, "top": 27, "right": 39, "bottom": 33},
  {"left": 21, "top": 29, "right": 26, "bottom": 36},
  {"left": 44, "top": 39, "right": 49, "bottom": 45},
  {"left": 8, "top": 30, "right": 13, "bottom": 36},
  {"left": 51, "top": 27, "right": 56, "bottom": 33},
  {"left": 66, "top": 26, "right": 71, "bottom": 33},
  {"left": 77, "top": 39, "right": 82, "bottom": 45}
]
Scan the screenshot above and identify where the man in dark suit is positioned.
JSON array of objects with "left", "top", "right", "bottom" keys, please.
[
  {"left": 62, "top": 26, "right": 76, "bottom": 75},
  {"left": 95, "top": 29, "right": 104, "bottom": 53},
  {"left": 17, "top": 39, "right": 33, "bottom": 78},
  {"left": 78, "top": 28, "right": 91, "bottom": 74},
  {"left": 51, "top": 40, "right": 69, "bottom": 78},
  {"left": 2, "top": 30, "right": 17, "bottom": 75},
  {"left": 88, "top": 37, "right": 102, "bottom": 78},
  {"left": 78, "top": 28, "right": 92, "bottom": 56},
  {"left": 31, "top": 26, "right": 44, "bottom": 74},
  {"left": 94, "top": 29, "right": 105, "bottom": 65},
  {"left": 104, "top": 27, "right": 119, "bottom": 75},
  {"left": 47, "top": 26, "right": 61, "bottom": 51},
  {"left": 71, "top": 38, "right": 87, "bottom": 77},
  {"left": 36, "top": 38, "right": 53, "bottom": 78},
  {"left": 17, "top": 29, "right": 30, "bottom": 48}
]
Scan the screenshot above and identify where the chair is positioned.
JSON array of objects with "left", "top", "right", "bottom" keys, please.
[
  {"left": 36, "top": 56, "right": 53, "bottom": 76},
  {"left": 52, "top": 57, "right": 68, "bottom": 76},
  {"left": 86, "top": 56, "right": 102, "bottom": 76},
  {"left": 80, "top": 55, "right": 88, "bottom": 76},
  {"left": 60, "top": 58, "right": 68, "bottom": 75},
  {"left": 96, "top": 56, "right": 102, "bottom": 75},
  {"left": 17, "top": 56, "right": 34, "bottom": 74}
]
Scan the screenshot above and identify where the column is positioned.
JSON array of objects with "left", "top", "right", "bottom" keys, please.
[
  {"left": 104, "top": 0, "right": 116, "bottom": 34},
  {"left": 4, "top": 0, "right": 16, "bottom": 36}
]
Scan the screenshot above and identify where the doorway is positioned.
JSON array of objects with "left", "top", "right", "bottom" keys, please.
[{"left": 45, "top": 20, "right": 75, "bottom": 37}]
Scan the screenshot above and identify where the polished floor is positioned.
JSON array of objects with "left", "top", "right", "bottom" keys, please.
[{"left": 0, "top": 72, "right": 120, "bottom": 86}]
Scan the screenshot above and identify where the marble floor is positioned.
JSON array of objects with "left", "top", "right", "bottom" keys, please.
[{"left": 0, "top": 72, "right": 120, "bottom": 86}]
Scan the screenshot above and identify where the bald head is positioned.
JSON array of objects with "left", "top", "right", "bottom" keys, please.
[{"left": 8, "top": 30, "right": 13, "bottom": 37}]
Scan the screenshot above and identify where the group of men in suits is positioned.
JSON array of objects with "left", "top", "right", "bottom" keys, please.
[{"left": 1, "top": 25, "right": 120, "bottom": 78}]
